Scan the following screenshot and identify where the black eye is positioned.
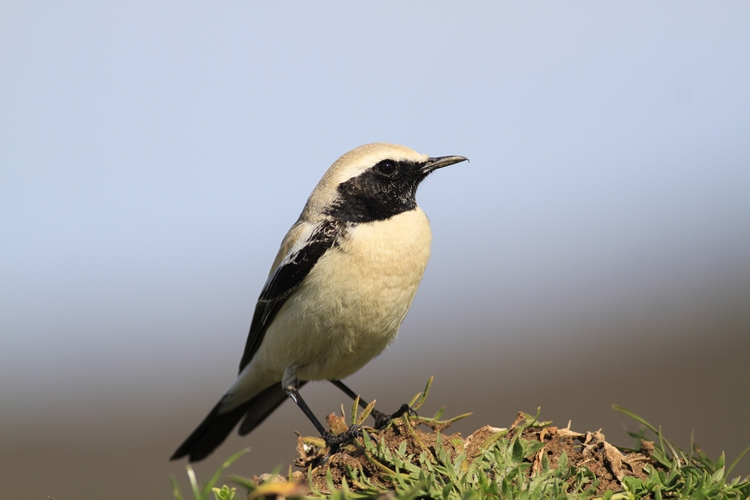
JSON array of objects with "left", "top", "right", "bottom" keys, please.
[{"left": 375, "top": 160, "right": 397, "bottom": 175}]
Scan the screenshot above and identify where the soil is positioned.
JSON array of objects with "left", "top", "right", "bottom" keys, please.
[{"left": 255, "top": 412, "right": 659, "bottom": 497}]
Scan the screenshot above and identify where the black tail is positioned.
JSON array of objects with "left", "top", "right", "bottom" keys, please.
[
  {"left": 170, "top": 399, "right": 251, "bottom": 462},
  {"left": 238, "top": 381, "right": 306, "bottom": 436},
  {"left": 171, "top": 383, "right": 300, "bottom": 462}
]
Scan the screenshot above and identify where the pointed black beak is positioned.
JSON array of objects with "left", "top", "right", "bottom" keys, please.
[{"left": 422, "top": 155, "right": 469, "bottom": 174}]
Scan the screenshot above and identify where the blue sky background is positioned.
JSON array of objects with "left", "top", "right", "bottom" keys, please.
[{"left": 2, "top": 3, "right": 749, "bottom": 498}]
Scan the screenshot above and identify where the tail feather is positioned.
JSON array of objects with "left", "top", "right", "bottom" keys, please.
[
  {"left": 237, "top": 381, "right": 306, "bottom": 436},
  {"left": 171, "top": 382, "right": 308, "bottom": 462},
  {"left": 171, "top": 398, "right": 250, "bottom": 462}
]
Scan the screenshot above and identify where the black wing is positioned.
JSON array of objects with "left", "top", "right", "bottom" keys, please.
[
  {"left": 170, "top": 221, "right": 344, "bottom": 463},
  {"left": 238, "top": 220, "right": 345, "bottom": 373}
]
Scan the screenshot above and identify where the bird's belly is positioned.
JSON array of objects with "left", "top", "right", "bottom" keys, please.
[{"left": 257, "top": 209, "right": 432, "bottom": 381}]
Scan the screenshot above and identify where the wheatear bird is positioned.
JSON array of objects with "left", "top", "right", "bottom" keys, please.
[{"left": 171, "top": 143, "right": 467, "bottom": 462}]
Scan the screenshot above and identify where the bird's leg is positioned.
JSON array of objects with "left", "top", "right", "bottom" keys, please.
[
  {"left": 330, "top": 379, "right": 415, "bottom": 430},
  {"left": 283, "top": 368, "right": 361, "bottom": 456}
]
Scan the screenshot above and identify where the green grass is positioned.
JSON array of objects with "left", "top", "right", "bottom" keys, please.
[{"left": 171, "top": 381, "right": 750, "bottom": 500}]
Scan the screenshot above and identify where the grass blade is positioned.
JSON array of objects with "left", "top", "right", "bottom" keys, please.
[
  {"left": 351, "top": 395, "right": 360, "bottom": 425},
  {"left": 187, "top": 465, "right": 202, "bottom": 500},
  {"left": 170, "top": 475, "right": 185, "bottom": 500},
  {"left": 612, "top": 405, "right": 659, "bottom": 434},
  {"left": 725, "top": 444, "right": 750, "bottom": 480},
  {"left": 202, "top": 448, "right": 251, "bottom": 499}
]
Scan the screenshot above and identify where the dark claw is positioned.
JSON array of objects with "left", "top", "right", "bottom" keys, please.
[
  {"left": 323, "top": 424, "right": 362, "bottom": 447},
  {"left": 371, "top": 409, "right": 390, "bottom": 429},
  {"left": 372, "top": 403, "right": 417, "bottom": 429},
  {"left": 395, "top": 403, "right": 419, "bottom": 419},
  {"left": 319, "top": 424, "right": 362, "bottom": 464}
]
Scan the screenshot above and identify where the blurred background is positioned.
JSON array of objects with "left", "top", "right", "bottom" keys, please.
[{"left": 2, "top": 2, "right": 749, "bottom": 499}]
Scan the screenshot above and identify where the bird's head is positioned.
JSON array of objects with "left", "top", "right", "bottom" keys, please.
[{"left": 301, "top": 143, "right": 468, "bottom": 223}]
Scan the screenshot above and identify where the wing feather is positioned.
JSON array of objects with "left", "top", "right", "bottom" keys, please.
[{"left": 238, "top": 220, "right": 345, "bottom": 373}]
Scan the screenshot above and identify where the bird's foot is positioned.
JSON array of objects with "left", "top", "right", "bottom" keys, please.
[
  {"left": 318, "top": 424, "right": 362, "bottom": 465},
  {"left": 323, "top": 424, "right": 362, "bottom": 447},
  {"left": 372, "top": 403, "right": 417, "bottom": 430}
]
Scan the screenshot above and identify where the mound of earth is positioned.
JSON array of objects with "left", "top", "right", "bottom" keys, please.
[{"left": 254, "top": 411, "right": 658, "bottom": 497}]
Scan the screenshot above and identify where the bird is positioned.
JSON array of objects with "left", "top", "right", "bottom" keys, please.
[{"left": 171, "top": 143, "right": 468, "bottom": 462}]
